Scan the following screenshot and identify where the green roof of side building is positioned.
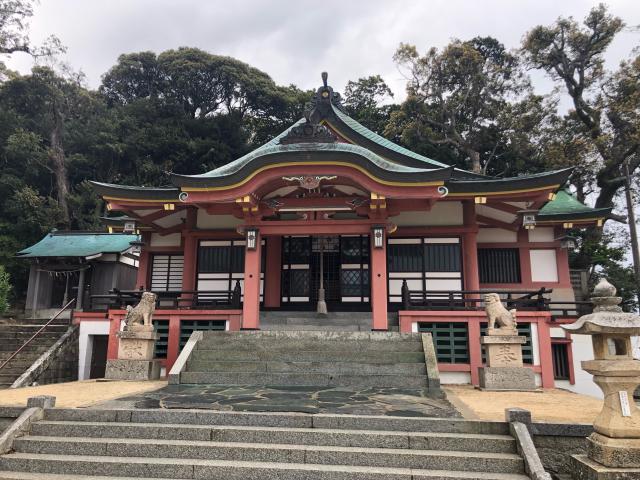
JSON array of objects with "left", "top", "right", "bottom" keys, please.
[
  {"left": 537, "top": 189, "right": 612, "bottom": 221},
  {"left": 17, "top": 232, "right": 140, "bottom": 258}
]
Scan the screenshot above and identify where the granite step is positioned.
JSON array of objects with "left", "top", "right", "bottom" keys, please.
[
  {"left": 0, "top": 455, "right": 531, "bottom": 480},
  {"left": 261, "top": 324, "right": 369, "bottom": 331},
  {"left": 12, "top": 436, "right": 524, "bottom": 473},
  {"left": 179, "top": 371, "right": 429, "bottom": 388},
  {"left": 42, "top": 409, "right": 510, "bottom": 435},
  {"left": 189, "top": 349, "right": 425, "bottom": 363},
  {"left": 185, "top": 360, "right": 427, "bottom": 375},
  {"left": 195, "top": 340, "right": 424, "bottom": 353},
  {"left": 30, "top": 421, "right": 517, "bottom": 453}
]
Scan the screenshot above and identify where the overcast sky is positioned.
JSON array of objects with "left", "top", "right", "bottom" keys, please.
[{"left": 4, "top": 0, "right": 640, "bottom": 100}]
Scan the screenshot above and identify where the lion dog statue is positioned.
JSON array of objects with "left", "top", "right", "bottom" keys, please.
[
  {"left": 484, "top": 293, "right": 517, "bottom": 334},
  {"left": 123, "top": 291, "right": 157, "bottom": 332}
]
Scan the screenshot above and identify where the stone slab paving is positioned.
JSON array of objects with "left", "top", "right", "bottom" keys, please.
[{"left": 93, "top": 384, "right": 460, "bottom": 418}]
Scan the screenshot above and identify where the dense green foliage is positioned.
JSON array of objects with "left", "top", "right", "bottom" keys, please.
[
  {"left": 0, "top": 265, "right": 10, "bottom": 314},
  {"left": 0, "top": 1, "right": 637, "bottom": 304}
]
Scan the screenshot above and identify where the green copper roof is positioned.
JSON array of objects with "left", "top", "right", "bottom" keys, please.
[
  {"left": 183, "top": 142, "right": 439, "bottom": 179},
  {"left": 331, "top": 105, "right": 449, "bottom": 169},
  {"left": 17, "top": 232, "right": 140, "bottom": 258},
  {"left": 538, "top": 190, "right": 612, "bottom": 220}
]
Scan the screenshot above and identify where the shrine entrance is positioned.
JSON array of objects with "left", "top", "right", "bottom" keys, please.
[{"left": 280, "top": 235, "right": 370, "bottom": 311}]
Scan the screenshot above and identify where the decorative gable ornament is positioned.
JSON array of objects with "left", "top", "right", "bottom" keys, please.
[{"left": 279, "top": 122, "right": 337, "bottom": 144}]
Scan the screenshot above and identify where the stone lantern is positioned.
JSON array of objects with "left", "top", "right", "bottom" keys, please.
[{"left": 562, "top": 278, "right": 640, "bottom": 476}]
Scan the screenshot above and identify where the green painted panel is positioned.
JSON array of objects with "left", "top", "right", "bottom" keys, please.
[
  {"left": 417, "top": 322, "right": 469, "bottom": 364},
  {"left": 152, "top": 319, "right": 169, "bottom": 359},
  {"left": 179, "top": 320, "right": 225, "bottom": 350}
]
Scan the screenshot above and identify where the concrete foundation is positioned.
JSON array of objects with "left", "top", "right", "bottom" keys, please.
[
  {"left": 479, "top": 366, "right": 536, "bottom": 391},
  {"left": 104, "top": 359, "right": 161, "bottom": 381}
]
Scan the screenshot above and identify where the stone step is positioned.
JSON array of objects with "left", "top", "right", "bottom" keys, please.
[
  {"left": 179, "top": 371, "right": 429, "bottom": 388},
  {"left": 189, "top": 349, "right": 425, "bottom": 363},
  {"left": 30, "top": 421, "right": 517, "bottom": 453},
  {"left": 203, "top": 331, "right": 421, "bottom": 343},
  {"left": 196, "top": 338, "right": 424, "bottom": 353},
  {"left": 0, "top": 325, "right": 68, "bottom": 332},
  {"left": 261, "top": 312, "right": 373, "bottom": 319},
  {"left": 42, "top": 409, "right": 510, "bottom": 435},
  {"left": 12, "top": 437, "right": 524, "bottom": 473},
  {"left": 0, "top": 455, "right": 530, "bottom": 480},
  {"left": 260, "top": 324, "right": 368, "bottom": 332},
  {"left": 185, "top": 361, "right": 427, "bottom": 375}
]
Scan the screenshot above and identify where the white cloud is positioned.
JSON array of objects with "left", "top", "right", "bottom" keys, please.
[{"left": 5, "top": 0, "right": 639, "bottom": 101}]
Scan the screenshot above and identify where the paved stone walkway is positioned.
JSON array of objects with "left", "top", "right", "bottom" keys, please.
[{"left": 97, "top": 384, "right": 460, "bottom": 418}]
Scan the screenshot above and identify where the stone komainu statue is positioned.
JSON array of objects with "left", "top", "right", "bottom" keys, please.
[
  {"left": 123, "top": 291, "right": 157, "bottom": 331},
  {"left": 484, "top": 293, "right": 517, "bottom": 331}
]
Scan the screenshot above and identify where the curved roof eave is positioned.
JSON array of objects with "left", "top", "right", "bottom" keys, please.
[
  {"left": 445, "top": 168, "right": 573, "bottom": 195},
  {"left": 170, "top": 143, "right": 453, "bottom": 189},
  {"left": 90, "top": 181, "right": 180, "bottom": 201}
]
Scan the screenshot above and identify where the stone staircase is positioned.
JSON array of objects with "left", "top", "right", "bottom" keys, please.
[
  {"left": 260, "top": 311, "right": 400, "bottom": 331},
  {"left": 0, "top": 408, "right": 530, "bottom": 479},
  {"left": 179, "top": 330, "right": 435, "bottom": 390},
  {"left": 0, "top": 318, "right": 70, "bottom": 388}
]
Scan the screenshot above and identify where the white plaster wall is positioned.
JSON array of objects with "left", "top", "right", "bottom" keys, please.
[
  {"left": 154, "top": 210, "right": 187, "bottom": 228},
  {"left": 477, "top": 228, "right": 517, "bottom": 243},
  {"left": 196, "top": 211, "right": 242, "bottom": 229},
  {"left": 476, "top": 205, "right": 516, "bottom": 223},
  {"left": 78, "top": 321, "right": 110, "bottom": 381},
  {"left": 150, "top": 233, "right": 181, "bottom": 247},
  {"left": 392, "top": 202, "right": 463, "bottom": 226},
  {"left": 530, "top": 250, "right": 558, "bottom": 282},
  {"left": 528, "top": 227, "right": 555, "bottom": 242},
  {"left": 440, "top": 372, "right": 471, "bottom": 384},
  {"left": 534, "top": 373, "right": 542, "bottom": 387},
  {"left": 530, "top": 323, "right": 540, "bottom": 366}
]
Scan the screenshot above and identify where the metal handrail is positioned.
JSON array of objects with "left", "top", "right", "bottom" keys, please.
[{"left": 0, "top": 298, "right": 76, "bottom": 372}]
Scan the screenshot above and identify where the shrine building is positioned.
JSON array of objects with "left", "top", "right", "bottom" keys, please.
[{"left": 81, "top": 73, "right": 611, "bottom": 392}]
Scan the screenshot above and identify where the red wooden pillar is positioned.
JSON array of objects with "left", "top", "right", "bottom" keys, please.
[
  {"left": 462, "top": 201, "right": 480, "bottom": 292},
  {"left": 468, "top": 317, "right": 482, "bottom": 386},
  {"left": 166, "top": 315, "right": 181, "bottom": 372},
  {"left": 517, "top": 229, "right": 532, "bottom": 285},
  {"left": 182, "top": 235, "right": 197, "bottom": 293},
  {"left": 106, "top": 313, "right": 122, "bottom": 360},
  {"left": 136, "top": 232, "right": 151, "bottom": 290},
  {"left": 242, "top": 231, "right": 262, "bottom": 329},
  {"left": 370, "top": 231, "right": 388, "bottom": 331},
  {"left": 556, "top": 247, "right": 571, "bottom": 287},
  {"left": 263, "top": 236, "right": 282, "bottom": 308},
  {"left": 536, "top": 317, "right": 555, "bottom": 388}
]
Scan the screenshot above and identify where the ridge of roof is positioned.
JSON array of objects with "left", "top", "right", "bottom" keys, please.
[{"left": 330, "top": 105, "right": 449, "bottom": 169}]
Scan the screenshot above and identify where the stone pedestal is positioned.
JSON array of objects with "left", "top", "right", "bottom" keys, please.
[
  {"left": 105, "top": 328, "right": 161, "bottom": 381},
  {"left": 478, "top": 330, "right": 536, "bottom": 391}
]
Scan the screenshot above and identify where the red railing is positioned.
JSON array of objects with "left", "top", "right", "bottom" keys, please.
[{"left": 0, "top": 298, "right": 76, "bottom": 372}]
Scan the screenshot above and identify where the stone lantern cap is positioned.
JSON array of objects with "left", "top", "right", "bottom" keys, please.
[{"left": 562, "top": 278, "right": 640, "bottom": 336}]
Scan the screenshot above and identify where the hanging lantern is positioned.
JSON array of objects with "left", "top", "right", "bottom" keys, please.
[
  {"left": 246, "top": 228, "right": 258, "bottom": 250},
  {"left": 128, "top": 239, "right": 146, "bottom": 254},
  {"left": 555, "top": 235, "right": 578, "bottom": 250},
  {"left": 518, "top": 210, "right": 538, "bottom": 230},
  {"left": 123, "top": 221, "right": 136, "bottom": 234},
  {"left": 372, "top": 226, "right": 385, "bottom": 249}
]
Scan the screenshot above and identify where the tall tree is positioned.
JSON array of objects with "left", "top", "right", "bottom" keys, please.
[
  {"left": 0, "top": 0, "right": 63, "bottom": 57},
  {"left": 343, "top": 75, "right": 396, "bottom": 134},
  {"left": 390, "top": 37, "right": 531, "bottom": 174},
  {"left": 522, "top": 4, "right": 638, "bottom": 212}
]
